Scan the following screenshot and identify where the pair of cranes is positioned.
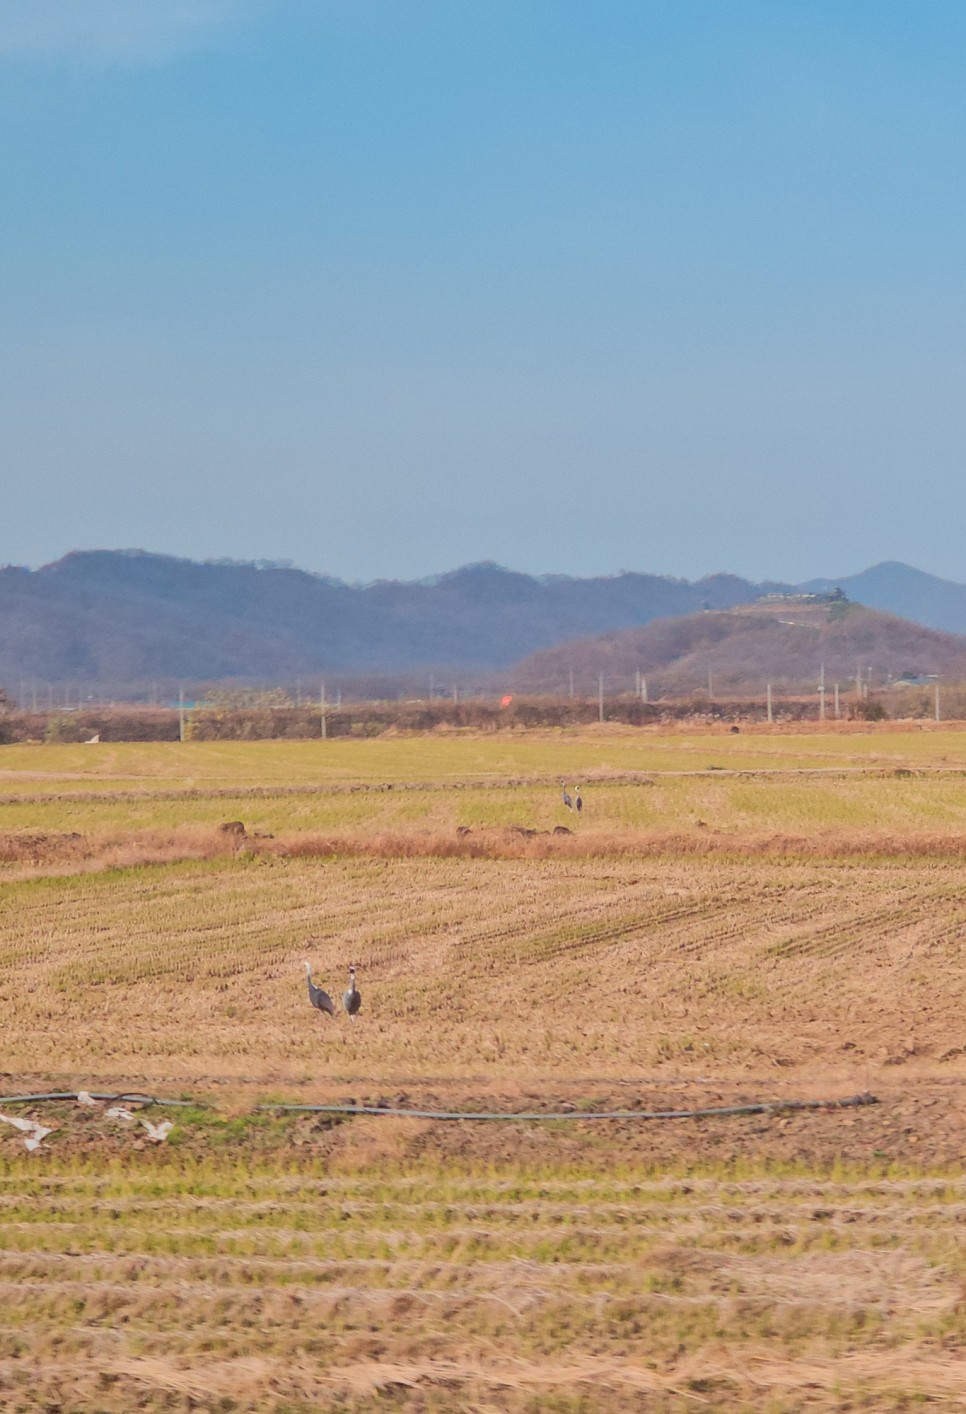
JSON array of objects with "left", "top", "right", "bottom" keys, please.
[
  {"left": 307, "top": 783, "right": 583, "bottom": 1025},
  {"left": 305, "top": 962, "right": 361, "bottom": 1021},
  {"left": 561, "top": 782, "right": 583, "bottom": 813}
]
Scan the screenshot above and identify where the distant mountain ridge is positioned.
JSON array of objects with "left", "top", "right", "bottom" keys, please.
[
  {"left": 0, "top": 550, "right": 964, "bottom": 689},
  {"left": 0, "top": 551, "right": 789, "bottom": 687},
  {"left": 802, "top": 561, "right": 966, "bottom": 635}
]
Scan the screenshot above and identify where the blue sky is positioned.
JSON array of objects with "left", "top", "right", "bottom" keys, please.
[{"left": 3, "top": 0, "right": 966, "bottom": 583}]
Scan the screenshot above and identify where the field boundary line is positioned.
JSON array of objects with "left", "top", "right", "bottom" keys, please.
[
  {"left": 256, "top": 1093, "right": 877, "bottom": 1122},
  {"left": 2, "top": 764, "right": 964, "bottom": 805}
]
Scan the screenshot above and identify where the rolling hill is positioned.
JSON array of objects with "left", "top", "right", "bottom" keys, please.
[{"left": 509, "top": 597, "right": 966, "bottom": 697}]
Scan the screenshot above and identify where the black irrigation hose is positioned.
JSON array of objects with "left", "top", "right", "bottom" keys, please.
[
  {"left": 0, "top": 1092, "right": 200, "bottom": 1108},
  {"left": 0, "top": 1091, "right": 878, "bottom": 1122},
  {"left": 257, "top": 1092, "right": 878, "bottom": 1122}
]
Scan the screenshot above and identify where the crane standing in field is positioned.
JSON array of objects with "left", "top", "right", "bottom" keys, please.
[
  {"left": 343, "top": 965, "right": 361, "bottom": 1019},
  {"left": 561, "top": 781, "right": 573, "bottom": 810},
  {"left": 304, "top": 962, "right": 335, "bottom": 1018},
  {"left": 575, "top": 786, "right": 582, "bottom": 814}
]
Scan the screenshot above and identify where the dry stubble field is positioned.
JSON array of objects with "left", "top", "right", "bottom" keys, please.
[{"left": 4, "top": 723, "right": 966, "bottom": 1411}]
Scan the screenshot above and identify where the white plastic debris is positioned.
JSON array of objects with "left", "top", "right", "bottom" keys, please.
[
  {"left": 139, "top": 1118, "right": 173, "bottom": 1143},
  {"left": 105, "top": 1107, "right": 136, "bottom": 1123},
  {"left": 76, "top": 1091, "right": 98, "bottom": 1107},
  {"left": 0, "top": 1112, "right": 55, "bottom": 1152}
]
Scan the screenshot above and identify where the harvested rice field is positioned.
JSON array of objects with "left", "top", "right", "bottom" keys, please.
[
  {"left": 4, "top": 1156, "right": 966, "bottom": 1412},
  {"left": 3, "top": 724, "right": 966, "bottom": 1410},
  {"left": 4, "top": 851, "right": 966, "bottom": 1088}
]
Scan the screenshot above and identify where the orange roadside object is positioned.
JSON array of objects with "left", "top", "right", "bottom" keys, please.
[{"left": 500, "top": 695, "right": 513, "bottom": 707}]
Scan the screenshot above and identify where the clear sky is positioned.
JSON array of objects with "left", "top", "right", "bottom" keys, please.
[{"left": 3, "top": 0, "right": 966, "bottom": 584}]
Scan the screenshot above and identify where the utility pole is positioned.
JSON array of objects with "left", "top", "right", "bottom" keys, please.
[
  {"left": 641, "top": 674, "right": 648, "bottom": 704},
  {"left": 568, "top": 667, "right": 575, "bottom": 701},
  {"left": 178, "top": 686, "right": 185, "bottom": 743},
  {"left": 598, "top": 671, "right": 604, "bottom": 723},
  {"left": 766, "top": 683, "right": 773, "bottom": 724},
  {"left": 834, "top": 682, "right": 840, "bottom": 718},
  {"left": 819, "top": 663, "right": 826, "bottom": 721},
  {"left": 935, "top": 682, "right": 941, "bottom": 722},
  {"left": 320, "top": 682, "right": 327, "bottom": 740}
]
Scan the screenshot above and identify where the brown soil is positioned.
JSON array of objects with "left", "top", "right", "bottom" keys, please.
[{"left": 2, "top": 1075, "right": 964, "bottom": 1172}]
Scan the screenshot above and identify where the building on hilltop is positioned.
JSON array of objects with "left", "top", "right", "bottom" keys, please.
[{"left": 756, "top": 589, "right": 846, "bottom": 606}]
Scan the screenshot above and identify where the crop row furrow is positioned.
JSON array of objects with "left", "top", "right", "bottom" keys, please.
[
  {"left": 0, "top": 1250, "right": 658, "bottom": 1288},
  {"left": 8, "top": 1180, "right": 965, "bottom": 1216},
  {"left": 7, "top": 1172, "right": 953, "bottom": 1193},
  {"left": 0, "top": 1254, "right": 631, "bottom": 1284},
  {"left": 2, "top": 1198, "right": 963, "bottom": 1235},
  {"left": 766, "top": 888, "right": 965, "bottom": 961},
  {"left": 0, "top": 1229, "right": 947, "bottom": 1281},
  {"left": 4, "top": 1206, "right": 895, "bottom": 1243}
]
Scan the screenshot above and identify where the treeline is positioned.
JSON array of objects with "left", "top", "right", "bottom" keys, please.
[
  {"left": 0, "top": 692, "right": 951, "bottom": 744},
  {"left": 191, "top": 700, "right": 664, "bottom": 739},
  {"left": 0, "top": 709, "right": 181, "bottom": 744}
]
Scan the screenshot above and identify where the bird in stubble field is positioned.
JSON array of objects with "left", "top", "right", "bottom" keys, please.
[
  {"left": 343, "top": 964, "right": 361, "bottom": 1019},
  {"left": 304, "top": 961, "right": 335, "bottom": 1018},
  {"left": 574, "top": 786, "right": 583, "bottom": 813},
  {"left": 561, "top": 781, "right": 573, "bottom": 809}
]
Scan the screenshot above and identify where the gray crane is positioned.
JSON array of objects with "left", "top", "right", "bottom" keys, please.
[
  {"left": 304, "top": 961, "right": 335, "bottom": 1017},
  {"left": 343, "top": 964, "right": 361, "bottom": 1019},
  {"left": 575, "top": 786, "right": 582, "bottom": 813},
  {"left": 560, "top": 781, "right": 573, "bottom": 809}
]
